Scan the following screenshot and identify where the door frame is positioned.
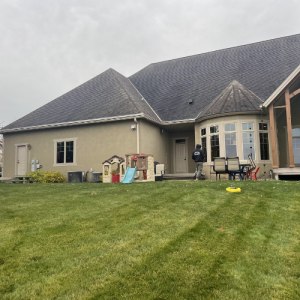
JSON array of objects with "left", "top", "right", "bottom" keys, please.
[
  {"left": 172, "top": 137, "right": 189, "bottom": 173},
  {"left": 15, "top": 143, "right": 29, "bottom": 176}
]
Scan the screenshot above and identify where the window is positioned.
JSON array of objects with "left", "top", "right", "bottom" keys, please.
[
  {"left": 225, "top": 133, "right": 237, "bottom": 157},
  {"left": 210, "top": 125, "right": 219, "bottom": 134},
  {"left": 225, "top": 123, "right": 236, "bottom": 132},
  {"left": 242, "top": 122, "right": 255, "bottom": 160},
  {"left": 210, "top": 125, "right": 219, "bottom": 160},
  {"left": 259, "top": 123, "right": 268, "bottom": 131},
  {"left": 292, "top": 128, "right": 300, "bottom": 164},
  {"left": 201, "top": 128, "right": 207, "bottom": 162},
  {"left": 242, "top": 123, "right": 254, "bottom": 131},
  {"left": 210, "top": 135, "right": 220, "bottom": 159},
  {"left": 224, "top": 123, "right": 237, "bottom": 157},
  {"left": 259, "top": 123, "right": 269, "bottom": 160},
  {"left": 259, "top": 133, "right": 269, "bottom": 160},
  {"left": 54, "top": 138, "right": 77, "bottom": 165}
]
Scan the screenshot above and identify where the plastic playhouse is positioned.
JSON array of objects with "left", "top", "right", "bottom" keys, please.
[
  {"left": 102, "top": 155, "right": 126, "bottom": 183},
  {"left": 102, "top": 153, "right": 155, "bottom": 184}
]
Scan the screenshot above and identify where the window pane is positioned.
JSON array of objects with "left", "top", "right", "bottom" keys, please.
[
  {"left": 225, "top": 133, "right": 237, "bottom": 157},
  {"left": 243, "top": 132, "right": 255, "bottom": 160},
  {"left": 292, "top": 128, "right": 300, "bottom": 137},
  {"left": 259, "top": 133, "right": 269, "bottom": 160},
  {"left": 210, "top": 126, "right": 219, "bottom": 134},
  {"left": 57, "top": 142, "right": 64, "bottom": 164},
  {"left": 259, "top": 123, "right": 268, "bottom": 131},
  {"left": 242, "top": 123, "right": 254, "bottom": 131},
  {"left": 175, "top": 139, "right": 185, "bottom": 144},
  {"left": 210, "top": 135, "right": 219, "bottom": 159},
  {"left": 66, "top": 141, "right": 74, "bottom": 163},
  {"left": 293, "top": 138, "right": 300, "bottom": 164},
  {"left": 201, "top": 137, "right": 207, "bottom": 162},
  {"left": 201, "top": 128, "right": 206, "bottom": 136},
  {"left": 225, "top": 124, "right": 236, "bottom": 132}
]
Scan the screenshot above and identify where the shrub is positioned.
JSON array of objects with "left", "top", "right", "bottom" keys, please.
[{"left": 25, "top": 170, "right": 66, "bottom": 183}]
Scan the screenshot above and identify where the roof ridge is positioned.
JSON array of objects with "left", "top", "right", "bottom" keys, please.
[
  {"left": 142, "top": 33, "right": 300, "bottom": 68},
  {"left": 109, "top": 69, "right": 141, "bottom": 115}
]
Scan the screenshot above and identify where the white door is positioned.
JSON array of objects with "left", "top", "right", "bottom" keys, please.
[
  {"left": 175, "top": 142, "right": 187, "bottom": 173},
  {"left": 17, "top": 145, "right": 27, "bottom": 175}
]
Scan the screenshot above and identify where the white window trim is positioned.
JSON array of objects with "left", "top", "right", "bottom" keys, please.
[{"left": 53, "top": 138, "right": 77, "bottom": 167}]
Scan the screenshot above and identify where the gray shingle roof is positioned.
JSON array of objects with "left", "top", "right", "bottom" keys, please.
[
  {"left": 3, "top": 68, "right": 160, "bottom": 130},
  {"left": 3, "top": 33, "right": 300, "bottom": 131},
  {"left": 129, "top": 33, "right": 300, "bottom": 121},
  {"left": 196, "top": 80, "right": 263, "bottom": 119}
]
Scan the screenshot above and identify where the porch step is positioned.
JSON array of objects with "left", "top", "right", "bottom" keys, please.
[{"left": 163, "top": 173, "right": 195, "bottom": 181}]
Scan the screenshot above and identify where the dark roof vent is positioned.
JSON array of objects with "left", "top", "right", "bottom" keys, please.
[{"left": 187, "top": 99, "right": 193, "bottom": 104}]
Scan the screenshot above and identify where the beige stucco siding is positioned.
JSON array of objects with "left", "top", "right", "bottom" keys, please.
[
  {"left": 3, "top": 120, "right": 138, "bottom": 177},
  {"left": 139, "top": 119, "right": 171, "bottom": 173}
]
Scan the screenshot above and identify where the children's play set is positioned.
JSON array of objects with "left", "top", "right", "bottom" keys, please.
[{"left": 102, "top": 153, "right": 162, "bottom": 184}]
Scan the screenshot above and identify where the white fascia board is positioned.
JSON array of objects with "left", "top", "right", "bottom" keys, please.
[{"left": 263, "top": 63, "right": 300, "bottom": 108}]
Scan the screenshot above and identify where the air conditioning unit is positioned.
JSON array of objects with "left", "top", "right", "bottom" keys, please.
[{"left": 68, "top": 171, "right": 84, "bottom": 183}]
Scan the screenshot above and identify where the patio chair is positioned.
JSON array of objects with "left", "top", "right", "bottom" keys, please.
[
  {"left": 227, "top": 157, "right": 243, "bottom": 180},
  {"left": 247, "top": 167, "right": 260, "bottom": 181},
  {"left": 213, "top": 157, "right": 227, "bottom": 180}
]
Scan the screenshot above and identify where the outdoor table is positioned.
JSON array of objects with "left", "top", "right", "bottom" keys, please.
[
  {"left": 15, "top": 176, "right": 33, "bottom": 184},
  {"left": 209, "top": 163, "right": 252, "bottom": 180}
]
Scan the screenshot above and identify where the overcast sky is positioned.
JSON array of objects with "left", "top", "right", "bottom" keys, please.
[{"left": 1, "top": 0, "right": 300, "bottom": 127}]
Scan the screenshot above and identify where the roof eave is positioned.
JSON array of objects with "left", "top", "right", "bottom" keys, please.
[
  {"left": 196, "top": 110, "right": 263, "bottom": 123},
  {"left": 263, "top": 63, "right": 300, "bottom": 108}
]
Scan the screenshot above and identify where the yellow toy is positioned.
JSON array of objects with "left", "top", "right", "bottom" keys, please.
[{"left": 226, "top": 187, "right": 241, "bottom": 192}]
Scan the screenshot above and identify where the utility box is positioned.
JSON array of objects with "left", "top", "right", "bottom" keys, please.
[
  {"left": 31, "top": 160, "right": 39, "bottom": 172},
  {"left": 68, "top": 171, "right": 84, "bottom": 183}
]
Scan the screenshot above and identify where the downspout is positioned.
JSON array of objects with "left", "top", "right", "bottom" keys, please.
[{"left": 134, "top": 118, "right": 139, "bottom": 153}]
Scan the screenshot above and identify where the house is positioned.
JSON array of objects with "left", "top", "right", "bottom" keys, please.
[{"left": 1, "top": 34, "right": 300, "bottom": 180}]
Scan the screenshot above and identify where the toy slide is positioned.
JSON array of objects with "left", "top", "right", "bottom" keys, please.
[{"left": 122, "top": 166, "right": 137, "bottom": 184}]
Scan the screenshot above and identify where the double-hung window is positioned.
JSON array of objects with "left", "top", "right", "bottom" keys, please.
[
  {"left": 259, "top": 123, "right": 269, "bottom": 160},
  {"left": 224, "top": 123, "right": 237, "bottom": 157},
  {"left": 201, "top": 128, "right": 207, "bottom": 162},
  {"left": 54, "top": 138, "right": 77, "bottom": 165},
  {"left": 242, "top": 123, "right": 255, "bottom": 160},
  {"left": 210, "top": 125, "right": 219, "bottom": 160}
]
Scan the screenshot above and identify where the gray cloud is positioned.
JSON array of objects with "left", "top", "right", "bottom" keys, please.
[{"left": 1, "top": 0, "right": 300, "bottom": 126}]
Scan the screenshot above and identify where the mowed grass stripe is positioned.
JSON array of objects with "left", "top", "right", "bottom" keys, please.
[{"left": 0, "top": 181, "right": 300, "bottom": 299}]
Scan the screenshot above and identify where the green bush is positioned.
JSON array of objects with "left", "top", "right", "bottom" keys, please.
[{"left": 25, "top": 170, "right": 66, "bottom": 183}]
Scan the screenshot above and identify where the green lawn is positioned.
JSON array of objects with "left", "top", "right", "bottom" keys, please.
[{"left": 0, "top": 180, "right": 300, "bottom": 300}]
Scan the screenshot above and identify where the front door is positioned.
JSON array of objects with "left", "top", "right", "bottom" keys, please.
[
  {"left": 175, "top": 139, "right": 187, "bottom": 173},
  {"left": 17, "top": 145, "right": 27, "bottom": 175}
]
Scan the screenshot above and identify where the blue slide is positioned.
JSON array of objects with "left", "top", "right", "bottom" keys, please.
[{"left": 122, "top": 166, "right": 137, "bottom": 184}]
